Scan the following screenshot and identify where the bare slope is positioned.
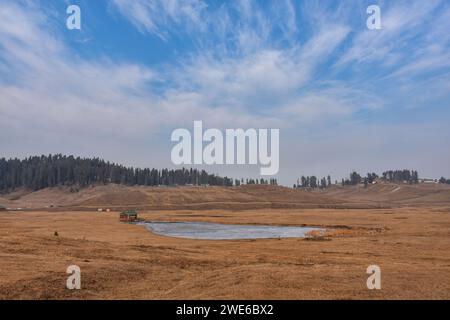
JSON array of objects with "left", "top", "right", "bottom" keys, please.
[
  {"left": 3, "top": 182, "right": 450, "bottom": 210},
  {"left": 322, "top": 183, "right": 450, "bottom": 206},
  {"left": 3, "top": 184, "right": 353, "bottom": 210}
]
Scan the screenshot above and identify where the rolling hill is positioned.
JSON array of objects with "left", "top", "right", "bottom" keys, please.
[{"left": 1, "top": 182, "right": 450, "bottom": 211}]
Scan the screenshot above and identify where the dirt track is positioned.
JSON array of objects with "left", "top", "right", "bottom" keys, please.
[{"left": 1, "top": 205, "right": 449, "bottom": 299}]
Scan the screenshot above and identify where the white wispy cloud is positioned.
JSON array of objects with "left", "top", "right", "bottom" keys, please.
[
  {"left": 338, "top": 1, "right": 440, "bottom": 65},
  {"left": 1, "top": 0, "right": 450, "bottom": 183},
  {"left": 111, "top": 0, "right": 207, "bottom": 41}
]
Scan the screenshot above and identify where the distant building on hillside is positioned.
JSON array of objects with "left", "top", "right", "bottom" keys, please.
[{"left": 421, "top": 178, "right": 438, "bottom": 183}]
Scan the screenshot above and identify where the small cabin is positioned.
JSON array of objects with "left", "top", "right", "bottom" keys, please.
[{"left": 119, "top": 210, "right": 138, "bottom": 222}]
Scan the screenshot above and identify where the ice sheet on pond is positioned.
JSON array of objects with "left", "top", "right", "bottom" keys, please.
[{"left": 143, "top": 221, "right": 323, "bottom": 240}]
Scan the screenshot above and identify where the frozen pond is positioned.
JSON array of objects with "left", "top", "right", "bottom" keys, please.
[{"left": 143, "top": 221, "right": 324, "bottom": 240}]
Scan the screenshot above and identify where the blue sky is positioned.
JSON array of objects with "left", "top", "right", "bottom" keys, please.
[{"left": 1, "top": 0, "right": 450, "bottom": 185}]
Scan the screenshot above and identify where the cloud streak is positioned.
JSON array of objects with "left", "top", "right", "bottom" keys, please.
[{"left": 1, "top": 0, "right": 450, "bottom": 183}]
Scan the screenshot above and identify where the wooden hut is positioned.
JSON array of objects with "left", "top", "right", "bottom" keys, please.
[{"left": 119, "top": 210, "right": 138, "bottom": 222}]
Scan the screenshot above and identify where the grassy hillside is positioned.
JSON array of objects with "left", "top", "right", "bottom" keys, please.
[{"left": 2, "top": 182, "right": 450, "bottom": 211}]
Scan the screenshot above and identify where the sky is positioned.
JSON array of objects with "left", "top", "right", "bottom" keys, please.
[{"left": 1, "top": 0, "right": 450, "bottom": 185}]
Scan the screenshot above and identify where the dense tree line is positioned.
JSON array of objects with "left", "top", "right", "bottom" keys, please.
[
  {"left": 296, "top": 169, "right": 420, "bottom": 188},
  {"left": 244, "top": 178, "right": 278, "bottom": 185},
  {"left": 340, "top": 170, "right": 418, "bottom": 186},
  {"left": 341, "top": 171, "right": 362, "bottom": 186},
  {"left": 0, "top": 154, "right": 237, "bottom": 192},
  {"left": 234, "top": 178, "right": 277, "bottom": 186},
  {"left": 295, "top": 175, "right": 332, "bottom": 189},
  {"left": 381, "top": 170, "right": 419, "bottom": 183},
  {"left": 439, "top": 177, "right": 450, "bottom": 184},
  {"left": 341, "top": 172, "right": 379, "bottom": 186}
]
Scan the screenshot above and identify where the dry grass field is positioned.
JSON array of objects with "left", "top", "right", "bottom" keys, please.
[{"left": 0, "top": 184, "right": 449, "bottom": 299}]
